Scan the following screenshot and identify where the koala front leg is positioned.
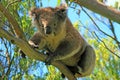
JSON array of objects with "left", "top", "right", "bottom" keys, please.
[
  {"left": 28, "top": 32, "right": 42, "bottom": 48},
  {"left": 45, "top": 48, "right": 55, "bottom": 64},
  {"left": 45, "top": 40, "right": 82, "bottom": 64},
  {"left": 76, "top": 45, "right": 96, "bottom": 77},
  {"left": 19, "top": 32, "right": 42, "bottom": 58}
]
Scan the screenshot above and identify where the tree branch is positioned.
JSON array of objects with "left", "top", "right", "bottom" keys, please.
[
  {"left": 81, "top": 6, "right": 120, "bottom": 45},
  {"left": 6, "top": 0, "right": 21, "bottom": 9},
  {"left": 0, "top": 28, "right": 76, "bottom": 80},
  {"left": 81, "top": 6, "right": 120, "bottom": 58},
  {"left": 74, "top": 0, "right": 120, "bottom": 23},
  {"left": 108, "top": 20, "right": 120, "bottom": 48},
  {"left": 0, "top": 3, "right": 25, "bottom": 39},
  {"left": 0, "top": 3, "right": 76, "bottom": 80}
]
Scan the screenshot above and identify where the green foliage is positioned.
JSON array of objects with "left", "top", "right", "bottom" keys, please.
[
  {"left": 82, "top": 30, "right": 120, "bottom": 80},
  {"left": 73, "top": 21, "right": 80, "bottom": 30},
  {"left": 0, "top": 0, "right": 120, "bottom": 80},
  {"left": 57, "top": 0, "right": 61, "bottom": 6},
  {"left": 45, "top": 65, "right": 63, "bottom": 80},
  {"left": 114, "top": 1, "right": 120, "bottom": 10},
  {"left": 0, "top": 0, "right": 44, "bottom": 80}
]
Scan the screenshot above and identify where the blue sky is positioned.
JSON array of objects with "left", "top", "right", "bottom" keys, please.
[
  {"left": 42, "top": 0, "right": 120, "bottom": 41},
  {"left": 20, "top": 1, "right": 120, "bottom": 79},
  {"left": 1, "top": 0, "right": 120, "bottom": 79},
  {"left": 29, "top": 0, "right": 120, "bottom": 79}
]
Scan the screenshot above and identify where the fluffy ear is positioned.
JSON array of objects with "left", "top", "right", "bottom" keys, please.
[
  {"left": 29, "top": 7, "right": 38, "bottom": 19},
  {"left": 56, "top": 4, "right": 68, "bottom": 19},
  {"left": 60, "top": 3, "right": 68, "bottom": 9},
  {"left": 29, "top": 7, "right": 40, "bottom": 24}
]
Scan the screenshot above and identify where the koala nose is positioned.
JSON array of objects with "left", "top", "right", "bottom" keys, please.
[{"left": 45, "top": 26, "right": 52, "bottom": 34}]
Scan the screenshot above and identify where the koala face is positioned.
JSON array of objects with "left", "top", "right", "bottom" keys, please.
[{"left": 29, "top": 6, "right": 67, "bottom": 37}]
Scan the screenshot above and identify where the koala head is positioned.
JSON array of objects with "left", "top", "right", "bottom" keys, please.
[{"left": 29, "top": 4, "right": 68, "bottom": 37}]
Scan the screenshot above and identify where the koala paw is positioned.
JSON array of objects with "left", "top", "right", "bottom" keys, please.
[
  {"left": 19, "top": 49, "right": 26, "bottom": 58},
  {"left": 28, "top": 40, "right": 39, "bottom": 48}
]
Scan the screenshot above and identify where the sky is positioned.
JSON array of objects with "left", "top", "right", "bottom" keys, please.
[
  {"left": 27, "top": 0, "right": 119, "bottom": 80},
  {"left": 29, "top": 0, "right": 120, "bottom": 79},
  {"left": 106, "top": 0, "right": 119, "bottom": 5},
  {"left": 1, "top": 0, "right": 120, "bottom": 80}
]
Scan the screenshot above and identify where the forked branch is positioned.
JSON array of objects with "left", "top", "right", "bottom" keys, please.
[
  {"left": 0, "top": 3, "right": 76, "bottom": 80},
  {"left": 74, "top": 0, "right": 120, "bottom": 23}
]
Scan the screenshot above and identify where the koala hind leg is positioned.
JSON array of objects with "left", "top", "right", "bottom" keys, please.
[
  {"left": 76, "top": 45, "right": 96, "bottom": 77},
  {"left": 61, "top": 66, "right": 78, "bottom": 78}
]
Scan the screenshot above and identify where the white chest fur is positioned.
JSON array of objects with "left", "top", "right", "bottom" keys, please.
[{"left": 45, "top": 28, "right": 66, "bottom": 52}]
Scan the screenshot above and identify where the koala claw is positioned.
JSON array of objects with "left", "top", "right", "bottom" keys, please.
[
  {"left": 19, "top": 49, "right": 26, "bottom": 58},
  {"left": 28, "top": 40, "right": 39, "bottom": 48},
  {"left": 45, "top": 56, "right": 53, "bottom": 65}
]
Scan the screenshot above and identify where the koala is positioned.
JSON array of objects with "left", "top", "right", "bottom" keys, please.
[{"left": 26, "top": 4, "right": 96, "bottom": 78}]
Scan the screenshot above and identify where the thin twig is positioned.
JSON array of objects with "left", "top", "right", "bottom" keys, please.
[
  {"left": 108, "top": 19, "right": 120, "bottom": 48},
  {"left": 6, "top": 0, "right": 21, "bottom": 9},
  {"left": 74, "top": 0, "right": 120, "bottom": 23},
  {"left": 0, "top": 27, "right": 76, "bottom": 80},
  {"left": 6, "top": 56, "right": 14, "bottom": 76},
  {"left": 1, "top": 38, "right": 10, "bottom": 65},
  {"left": 76, "top": 5, "right": 120, "bottom": 59},
  {"left": 93, "top": 32, "right": 120, "bottom": 58},
  {"left": 0, "top": 3, "right": 25, "bottom": 39},
  {"left": 81, "top": 6, "right": 117, "bottom": 41}
]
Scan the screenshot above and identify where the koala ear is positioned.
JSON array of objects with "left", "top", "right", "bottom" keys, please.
[
  {"left": 29, "top": 7, "right": 41, "bottom": 26},
  {"left": 29, "top": 7, "right": 38, "bottom": 20},
  {"left": 56, "top": 6, "right": 67, "bottom": 19},
  {"left": 60, "top": 3, "right": 68, "bottom": 9},
  {"left": 59, "top": 8, "right": 67, "bottom": 15}
]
